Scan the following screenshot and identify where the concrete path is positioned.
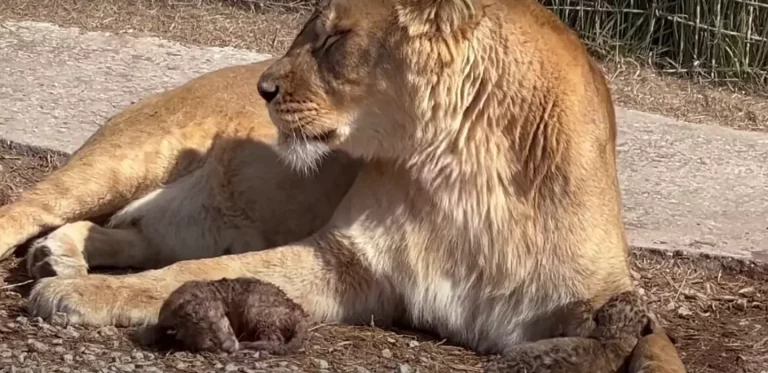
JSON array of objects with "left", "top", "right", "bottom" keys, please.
[{"left": 1, "top": 21, "right": 766, "bottom": 263}]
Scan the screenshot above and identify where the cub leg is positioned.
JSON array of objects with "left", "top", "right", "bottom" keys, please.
[
  {"left": 26, "top": 221, "right": 153, "bottom": 279},
  {"left": 27, "top": 234, "right": 397, "bottom": 328},
  {"left": 627, "top": 331, "right": 687, "bottom": 373}
]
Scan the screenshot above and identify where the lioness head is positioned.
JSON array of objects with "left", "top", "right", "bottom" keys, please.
[{"left": 257, "top": 0, "right": 488, "bottom": 172}]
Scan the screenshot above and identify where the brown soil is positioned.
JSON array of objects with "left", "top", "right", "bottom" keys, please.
[
  {"left": 1, "top": 0, "right": 766, "bottom": 133},
  {"left": 1, "top": 139, "right": 767, "bottom": 373}
]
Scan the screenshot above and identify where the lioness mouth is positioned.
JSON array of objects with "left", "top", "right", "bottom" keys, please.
[{"left": 284, "top": 129, "right": 336, "bottom": 143}]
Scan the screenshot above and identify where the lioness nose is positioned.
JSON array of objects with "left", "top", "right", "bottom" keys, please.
[{"left": 257, "top": 76, "right": 280, "bottom": 103}]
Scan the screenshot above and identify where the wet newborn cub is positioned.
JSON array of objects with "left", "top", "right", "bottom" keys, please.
[
  {"left": 493, "top": 291, "right": 656, "bottom": 373},
  {"left": 155, "top": 277, "right": 310, "bottom": 354}
]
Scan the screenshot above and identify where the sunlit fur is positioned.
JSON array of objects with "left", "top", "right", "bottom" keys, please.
[{"left": 0, "top": 0, "right": 679, "bottom": 361}]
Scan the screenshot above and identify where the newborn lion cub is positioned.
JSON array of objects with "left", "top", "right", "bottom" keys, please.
[
  {"left": 628, "top": 331, "right": 688, "bottom": 373},
  {"left": 493, "top": 291, "right": 655, "bottom": 373},
  {"left": 155, "top": 277, "right": 310, "bottom": 354}
]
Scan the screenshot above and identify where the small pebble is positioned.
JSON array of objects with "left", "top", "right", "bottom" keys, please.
[
  {"left": 396, "top": 364, "right": 412, "bottom": 373},
  {"left": 381, "top": 349, "right": 393, "bottom": 358},
  {"left": 27, "top": 339, "right": 48, "bottom": 353},
  {"left": 313, "top": 359, "right": 329, "bottom": 369},
  {"left": 676, "top": 306, "right": 693, "bottom": 318}
]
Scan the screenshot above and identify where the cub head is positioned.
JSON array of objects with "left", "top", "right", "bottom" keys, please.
[
  {"left": 590, "top": 291, "right": 658, "bottom": 340},
  {"left": 257, "top": 0, "right": 486, "bottom": 173}
]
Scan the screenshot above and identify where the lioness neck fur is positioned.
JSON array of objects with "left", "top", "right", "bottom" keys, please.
[{"left": 3, "top": 0, "right": 655, "bottom": 357}]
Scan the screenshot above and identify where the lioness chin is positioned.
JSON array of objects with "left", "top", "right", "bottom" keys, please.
[{"left": 2, "top": 0, "right": 650, "bottom": 356}]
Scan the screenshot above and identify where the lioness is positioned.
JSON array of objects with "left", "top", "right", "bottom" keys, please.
[{"left": 2, "top": 0, "right": 653, "bottom": 356}]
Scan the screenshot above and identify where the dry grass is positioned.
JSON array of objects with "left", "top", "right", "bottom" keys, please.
[
  {"left": 1, "top": 0, "right": 766, "bottom": 133},
  {"left": 603, "top": 59, "right": 768, "bottom": 131},
  {"left": 0, "top": 140, "right": 68, "bottom": 205},
  {"left": 543, "top": 0, "right": 768, "bottom": 88},
  {"left": 0, "top": 0, "right": 310, "bottom": 53}
]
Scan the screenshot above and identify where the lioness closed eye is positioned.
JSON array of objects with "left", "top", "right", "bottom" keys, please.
[{"left": 1, "top": 0, "right": 683, "bottom": 364}]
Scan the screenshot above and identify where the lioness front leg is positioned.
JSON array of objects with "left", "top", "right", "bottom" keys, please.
[
  {"left": 26, "top": 221, "right": 153, "bottom": 279},
  {"left": 27, "top": 233, "right": 395, "bottom": 327}
]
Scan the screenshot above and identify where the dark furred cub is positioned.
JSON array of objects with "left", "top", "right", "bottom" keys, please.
[
  {"left": 155, "top": 277, "right": 310, "bottom": 355},
  {"left": 491, "top": 291, "right": 656, "bottom": 373}
]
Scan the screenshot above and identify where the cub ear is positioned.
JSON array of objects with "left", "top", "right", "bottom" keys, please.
[{"left": 397, "top": 0, "right": 478, "bottom": 35}]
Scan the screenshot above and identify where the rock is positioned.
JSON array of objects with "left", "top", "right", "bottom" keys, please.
[
  {"left": 355, "top": 367, "right": 371, "bottom": 373},
  {"left": 225, "top": 363, "right": 238, "bottom": 371},
  {"left": 381, "top": 349, "right": 393, "bottom": 358},
  {"left": 676, "top": 306, "right": 693, "bottom": 318},
  {"left": 396, "top": 364, "right": 412, "bottom": 373},
  {"left": 116, "top": 364, "right": 135, "bottom": 372},
  {"left": 96, "top": 326, "right": 118, "bottom": 337},
  {"left": 313, "top": 359, "right": 329, "bottom": 369},
  {"left": 27, "top": 339, "right": 49, "bottom": 352},
  {"left": 57, "top": 327, "right": 80, "bottom": 339},
  {"left": 408, "top": 340, "right": 420, "bottom": 348},
  {"left": 63, "top": 354, "right": 74, "bottom": 363}
]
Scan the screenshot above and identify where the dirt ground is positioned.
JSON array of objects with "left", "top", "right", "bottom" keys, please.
[
  {"left": 2, "top": 139, "right": 768, "bottom": 372},
  {"left": 0, "top": 0, "right": 766, "bottom": 133}
]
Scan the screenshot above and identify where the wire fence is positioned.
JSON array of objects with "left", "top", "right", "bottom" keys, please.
[{"left": 540, "top": 0, "right": 768, "bottom": 86}]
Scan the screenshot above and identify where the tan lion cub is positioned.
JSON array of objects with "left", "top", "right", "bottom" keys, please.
[
  {"left": 627, "top": 332, "right": 688, "bottom": 373},
  {"left": 154, "top": 277, "right": 310, "bottom": 355},
  {"left": 492, "top": 291, "right": 657, "bottom": 373}
]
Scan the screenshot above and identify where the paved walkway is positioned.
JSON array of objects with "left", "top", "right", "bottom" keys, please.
[{"left": 1, "top": 21, "right": 766, "bottom": 262}]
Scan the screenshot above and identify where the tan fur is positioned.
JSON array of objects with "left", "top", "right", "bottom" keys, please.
[
  {"left": 627, "top": 332, "right": 688, "bottom": 373},
  {"left": 0, "top": 0, "right": 664, "bottom": 356}
]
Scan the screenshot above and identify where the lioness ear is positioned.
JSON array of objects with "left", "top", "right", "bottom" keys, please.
[{"left": 397, "top": 0, "right": 478, "bottom": 36}]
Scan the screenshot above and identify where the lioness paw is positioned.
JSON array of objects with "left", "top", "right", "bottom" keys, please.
[
  {"left": 28, "top": 275, "right": 163, "bottom": 327},
  {"left": 26, "top": 234, "right": 88, "bottom": 279}
]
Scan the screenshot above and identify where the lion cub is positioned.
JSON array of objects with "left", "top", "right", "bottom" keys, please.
[
  {"left": 154, "top": 277, "right": 310, "bottom": 355},
  {"left": 627, "top": 331, "right": 687, "bottom": 373},
  {"left": 492, "top": 291, "right": 657, "bottom": 373}
]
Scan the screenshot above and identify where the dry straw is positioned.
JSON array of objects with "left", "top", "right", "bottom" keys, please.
[{"left": 540, "top": 0, "right": 767, "bottom": 86}]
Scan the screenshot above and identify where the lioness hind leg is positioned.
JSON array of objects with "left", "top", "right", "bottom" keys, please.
[{"left": 26, "top": 221, "right": 153, "bottom": 279}]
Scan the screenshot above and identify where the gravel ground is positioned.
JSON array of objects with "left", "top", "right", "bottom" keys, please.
[{"left": 1, "top": 141, "right": 767, "bottom": 373}]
